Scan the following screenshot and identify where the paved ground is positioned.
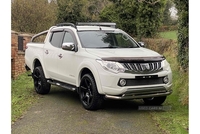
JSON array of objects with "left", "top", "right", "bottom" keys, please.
[{"left": 12, "top": 86, "right": 164, "bottom": 134}]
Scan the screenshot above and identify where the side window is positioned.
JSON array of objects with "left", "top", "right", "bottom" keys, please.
[
  {"left": 63, "top": 32, "right": 74, "bottom": 43},
  {"left": 50, "top": 31, "right": 63, "bottom": 48},
  {"left": 32, "top": 32, "right": 48, "bottom": 43}
]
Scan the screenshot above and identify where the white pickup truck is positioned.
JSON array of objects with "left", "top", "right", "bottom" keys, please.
[{"left": 25, "top": 22, "right": 172, "bottom": 110}]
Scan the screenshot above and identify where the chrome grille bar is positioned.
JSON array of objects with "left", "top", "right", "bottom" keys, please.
[{"left": 121, "top": 62, "right": 162, "bottom": 73}]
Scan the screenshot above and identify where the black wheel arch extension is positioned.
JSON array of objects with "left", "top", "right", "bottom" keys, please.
[
  {"left": 34, "top": 59, "right": 42, "bottom": 69},
  {"left": 80, "top": 68, "right": 93, "bottom": 79}
]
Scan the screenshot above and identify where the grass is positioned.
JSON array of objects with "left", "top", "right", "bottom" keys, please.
[
  {"left": 11, "top": 71, "right": 39, "bottom": 123},
  {"left": 150, "top": 51, "right": 189, "bottom": 134},
  {"left": 159, "top": 30, "right": 178, "bottom": 40},
  {"left": 148, "top": 31, "right": 189, "bottom": 134}
]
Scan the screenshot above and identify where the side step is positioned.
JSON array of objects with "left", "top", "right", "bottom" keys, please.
[{"left": 47, "top": 80, "right": 77, "bottom": 92}]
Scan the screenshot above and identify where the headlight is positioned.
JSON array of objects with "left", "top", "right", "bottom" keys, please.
[
  {"left": 162, "top": 60, "right": 171, "bottom": 71},
  {"left": 96, "top": 59, "right": 126, "bottom": 73}
]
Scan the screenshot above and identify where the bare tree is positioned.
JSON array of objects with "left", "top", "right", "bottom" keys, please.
[{"left": 12, "top": 0, "right": 58, "bottom": 33}]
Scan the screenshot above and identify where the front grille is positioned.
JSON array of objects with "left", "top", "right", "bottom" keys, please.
[
  {"left": 118, "top": 77, "right": 164, "bottom": 87},
  {"left": 121, "top": 62, "right": 162, "bottom": 73}
]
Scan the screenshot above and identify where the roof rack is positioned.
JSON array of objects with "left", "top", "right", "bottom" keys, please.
[
  {"left": 55, "top": 22, "right": 116, "bottom": 29},
  {"left": 77, "top": 22, "right": 116, "bottom": 28},
  {"left": 56, "top": 23, "right": 76, "bottom": 28}
]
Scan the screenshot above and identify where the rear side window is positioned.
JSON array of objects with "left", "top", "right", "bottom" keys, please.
[
  {"left": 50, "top": 31, "right": 64, "bottom": 48},
  {"left": 32, "top": 33, "right": 47, "bottom": 43}
]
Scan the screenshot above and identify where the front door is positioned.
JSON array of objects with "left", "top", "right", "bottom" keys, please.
[{"left": 56, "top": 30, "right": 77, "bottom": 85}]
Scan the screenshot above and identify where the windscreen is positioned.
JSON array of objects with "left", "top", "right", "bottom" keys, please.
[{"left": 78, "top": 30, "right": 139, "bottom": 48}]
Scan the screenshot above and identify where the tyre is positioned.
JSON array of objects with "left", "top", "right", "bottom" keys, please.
[
  {"left": 143, "top": 96, "right": 166, "bottom": 105},
  {"left": 33, "top": 66, "right": 51, "bottom": 95},
  {"left": 79, "top": 74, "right": 104, "bottom": 110}
]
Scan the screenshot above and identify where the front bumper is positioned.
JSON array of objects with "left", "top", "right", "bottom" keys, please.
[
  {"left": 98, "top": 68, "right": 172, "bottom": 100},
  {"left": 105, "top": 86, "right": 172, "bottom": 100}
]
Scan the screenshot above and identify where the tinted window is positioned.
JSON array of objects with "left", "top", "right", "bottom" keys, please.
[
  {"left": 50, "top": 32, "right": 63, "bottom": 48},
  {"left": 63, "top": 32, "right": 74, "bottom": 43},
  {"left": 78, "top": 31, "right": 139, "bottom": 48}
]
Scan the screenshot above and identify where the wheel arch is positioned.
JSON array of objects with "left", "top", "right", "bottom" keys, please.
[
  {"left": 32, "top": 58, "right": 49, "bottom": 78},
  {"left": 77, "top": 65, "right": 103, "bottom": 94},
  {"left": 33, "top": 59, "right": 42, "bottom": 68}
]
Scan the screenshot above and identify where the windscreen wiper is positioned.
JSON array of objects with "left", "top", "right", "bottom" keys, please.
[{"left": 97, "top": 46, "right": 119, "bottom": 48}]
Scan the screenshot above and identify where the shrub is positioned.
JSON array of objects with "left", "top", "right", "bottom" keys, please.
[
  {"left": 140, "top": 38, "right": 176, "bottom": 54},
  {"left": 159, "top": 25, "right": 178, "bottom": 32}
]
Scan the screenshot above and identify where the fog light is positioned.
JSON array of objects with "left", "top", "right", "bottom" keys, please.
[
  {"left": 163, "top": 76, "right": 169, "bottom": 84},
  {"left": 119, "top": 79, "right": 126, "bottom": 86}
]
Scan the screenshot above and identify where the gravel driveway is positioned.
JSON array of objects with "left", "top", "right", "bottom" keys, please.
[{"left": 12, "top": 86, "right": 165, "bottom": 134}]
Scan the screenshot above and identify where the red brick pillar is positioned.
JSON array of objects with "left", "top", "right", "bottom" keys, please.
[
  {"left": 19, "top": 33, "right": 32, "bottom": 51},
  {"left": 11, "top": 31, "right": 18, "bottom": 79},
  {"left": 11, "top": 31, "right": 32, "bottom": 79}
]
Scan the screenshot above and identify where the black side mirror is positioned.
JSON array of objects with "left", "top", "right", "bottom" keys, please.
[{"left": 138, "top": 42, "right": 145, "bottom": 47}]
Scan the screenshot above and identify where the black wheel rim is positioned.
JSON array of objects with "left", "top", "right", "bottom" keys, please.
[
  {"left": 80, "top": 77, "right": 93, "bottom": 107},
  {"left": 33, "top": 69, "right": 42, "bottom": 92}
]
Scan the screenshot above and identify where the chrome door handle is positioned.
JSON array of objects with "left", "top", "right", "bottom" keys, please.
[
  {"left": 58, "top": 54, "right": 63, "bottom": 59},
  {"left": 45, "top": 50, "right": 49, "bottom": 54}
]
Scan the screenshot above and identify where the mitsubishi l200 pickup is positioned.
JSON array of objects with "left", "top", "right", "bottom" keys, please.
[{"left": 25, "top": 22, "right": 172, "bottom": 110}]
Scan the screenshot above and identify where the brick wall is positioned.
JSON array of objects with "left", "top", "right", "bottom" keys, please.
[{"left": 11, "top": 31, "right": 32, "bottom": 79}]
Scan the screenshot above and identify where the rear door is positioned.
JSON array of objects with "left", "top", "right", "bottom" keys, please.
[{"left": 43, "top": 29, "right": 64, "bottom": 79}]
